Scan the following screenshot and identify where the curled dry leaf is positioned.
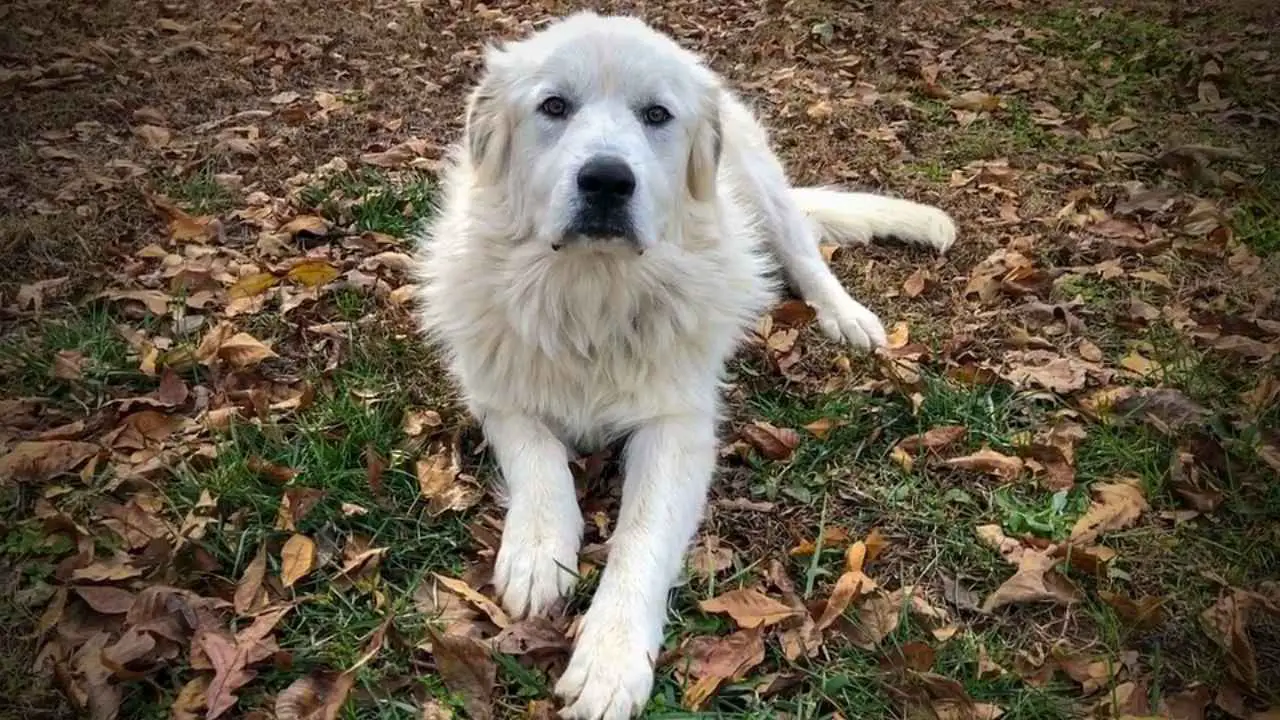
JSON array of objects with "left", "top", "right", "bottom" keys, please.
[
  {"left": 949, "top": 90, "right": 1001, "bottom": 112},
  {"left": 688, "top": 536, "right": 735, "bottom": 580},
  {"left": 739, "top": 421, "right": 801, "bottom": 461},
  {"left": 275, "top": 670, "right": 355, "bottom": 720},
  {"left": 698, "top": 587, "right": 798, "bottom": 629},
  {"left": 678, "top": 629, "right": 766, "bottom": 710},
  {"left": 1200, "top": 588, "right": 1279, "bottom": 689},
  {"left": 895, "top": 425, "right": 967, "bottom": 455},
  {"left": 942, "top": 447, "right": 1024, "bottom": 481},
  {"left": 981, "top": 549, "right": 1082, "bottom": 613},
  {"left": 280, "top": 215, "right": 330, "bottom": 238},
  {"left": 489, "top": 617, "right": 571, "bottom": 655},
  {"left": 280, "top": 534, "right": 317, "bottom": 588},
  {"left": 416, "top": 440, "right": 483, "bottom": 516},
  {"left": 1069, "top": 479, "right": 1148, "bottom": 544},
  {"left": 430, "top": 573, "right": 511, "bottom": 629},
  {"left": 428, "top": 629, "right": 497, "bottom": 720},
  {"left": 234, "top": 545, "right": 269, "bottom": 615},
  {"left": 218, "top": 333, "right": 278, "bottom": 370}
]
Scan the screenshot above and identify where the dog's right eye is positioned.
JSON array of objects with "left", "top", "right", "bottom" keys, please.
[{"left": 539, "top": 96, "right": 569, "bottom": 118}]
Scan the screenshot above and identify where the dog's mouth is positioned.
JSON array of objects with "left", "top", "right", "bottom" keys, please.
[{"left": 557, "top": 210, "right": 643, "bottom": 253}]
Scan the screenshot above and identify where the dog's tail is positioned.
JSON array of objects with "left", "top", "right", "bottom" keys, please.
[{"left": 790, "top": 187, "right": 957, "bottom": 254}]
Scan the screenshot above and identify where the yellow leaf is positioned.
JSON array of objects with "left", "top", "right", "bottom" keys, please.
[
  {"left": 280, "top": 534, "right": 316, "bottom": 588},
  {"left": 430, "top": 573, "right": 511, "bottom": 628},
  {"left": 229, "top": 272, "right": 279, "bottom": 299},
  {"left": 1070, "top": 479, "right": 1149, "bottom": 544},
  {"left": 287, "top": 260, "right": 340, "bottom": 288},
  {"left": 218, "top": 333, "right": 278, "bottom": 369}
]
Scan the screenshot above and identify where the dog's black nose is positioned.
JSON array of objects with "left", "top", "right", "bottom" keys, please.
[{"left": 577, "top": 156, "right": 635, "bottom": 200}]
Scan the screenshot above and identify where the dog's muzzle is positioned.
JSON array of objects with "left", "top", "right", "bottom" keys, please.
[{"left": 558, "top": 155, "right": 641, "bottom": 252}]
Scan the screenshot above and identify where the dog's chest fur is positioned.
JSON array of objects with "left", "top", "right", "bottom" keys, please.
[{"left": 416, "top": 201, "right": 776, "bottom": 450}]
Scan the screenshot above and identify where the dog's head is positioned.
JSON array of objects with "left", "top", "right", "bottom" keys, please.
[{"left": 462, "top": 12, "right": 722, "bottom": 254}]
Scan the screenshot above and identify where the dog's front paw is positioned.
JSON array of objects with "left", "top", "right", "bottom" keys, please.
[
  {"left": 812, "top": 292, "right": 887, "bottom": 351},
  {"left": 494, "top": 506, "right": 582, "bottom": 618},
  {"left": 555, "top": 615, "right": 656, "bottom": 720}
]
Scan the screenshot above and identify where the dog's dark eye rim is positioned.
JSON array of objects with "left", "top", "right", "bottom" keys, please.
[
  {"left": 539, "top": 96, "right": 570, "bottom": 118},
  {"left": 642, "top": 104, "right": 673, "bottom": 125}
]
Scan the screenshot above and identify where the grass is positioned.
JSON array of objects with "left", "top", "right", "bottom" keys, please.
[
  {"left": 300, "top": 169, "right": 435, "bottom": 237},
  {"left": 5, "top": 0, "right": 1280, "bottom": 717}
]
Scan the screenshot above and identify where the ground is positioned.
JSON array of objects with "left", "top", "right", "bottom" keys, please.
[{"left": 2, "top": 0, "right": 1279, "bottom": 719}]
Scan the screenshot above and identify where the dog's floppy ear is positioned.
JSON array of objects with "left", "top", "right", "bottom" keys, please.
[
  {"left": 686, "top": 89, "right": 722, "bottom": 202},
  {"left": 464, "top": 46, "right": 514, "bottom": 186}
]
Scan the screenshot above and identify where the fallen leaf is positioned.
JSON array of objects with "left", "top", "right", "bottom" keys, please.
[
  {"left": 234, "top": 545, "right": 269, "bottom": 615},
  {"left": 428, "top": 630, "right": 497, "bottom": 720},
  {"left": 698, "top": 587, "right": 798, "bottom": 629},
  {"left": 0, "top": 440, "right": 99, "bottom": 481},
  {"left": 280, "top": 215, "right": 330, "bottom": 238},
  {"left": 218, "top": 333, "right": 278, "bottom": 369},
  {"left": 903, "top": 268, "right": 930, "bottom": 297},
  {"left": 688, "top": 537, "right": 735, "bottom": 580},
  {"left": 895, "top": 426, "right": 967, "bottom": 455},
  {"left": 678, "top": 629, "right": 766, "bottom": 710},
  {"left": 247, "top": 456, "right": 299, "bottom": 484},
  {"left": 416, "top": 441, "right": 482, "bottom": 516},
  {"left": 275, "top": 670, "right": 354, "bottom": 720},
  {"left": 430, "top": 573, "right": 511, "bottom": 628},
  {"left": 281, "top": 534, "right": 317, "bottom": 588},
  {"left": 942, "top": 447, "right": 1024, "bottom": 481},
  {"left": 1070, "top": 479, "right": 1148, "bottom": 544},
  {"left": 287, "top": 260, "right": 340, "bottom": 288},
  {"left": 739, "top": 421, "right": 801, "bottom": 461},
  {"left": 489, "top": 617, "right": 571, "bottom": 655},
  {"left": 72, "top": 585, "right": 137, "bottom": 614},
  {"left": 1200, "top": 589, "right": 1275, "bottom": 689},
  {"left": 816, "top": 569, "right": 877, "bottom": 630},
  {"left": 1099, "top": 590, "right": 1165, "bottom": 630},
  {"left": 228, "top": 272, "right": 278, "bottom": 300},
  {"left": 981, "top": 549, "right": 1082, "bottom": 612},
  {"left": 51, "top": 350, "right": 88, "bottom": 380}
]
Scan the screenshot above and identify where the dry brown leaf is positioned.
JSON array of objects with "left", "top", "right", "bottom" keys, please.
[
  {"left": 430, "top": 573, "right": 511, "bottom": 628},
  {"left": 1069, "top": 479, "right": 1148, "bottom": 544},
  {"left": 489, "top": 617, "right": 571, "bottom": 655},
  {"left": 942, "top": 447, "right": 1024, "bottom": 481},
  {"left": 1006, "top": 357, "right": 1089, "bottom": 394},
  {"left": 816, "top": 570, "right": 877, "bottom": 630},
  {"left": 281, "top": 534, "right": 317, "bottom": 588},
  {"left": 234, "top": 545, "right": 269, "bottom": 615},
  {"left": 698, "top": 587, "right": 798, "bottom": 629},
  {"left": 0, "top": 440, "right": 99, "bottom": 481},
  {"left": 903, "top": 268, "right": 930, "bottom": 297},
  {"left": 981, "top": 549, "right": 1081, "bottom": 612},
  {"left": 428, "top": 630, "right": 497, "bottom": 720},
  {"left": 247, "top": 456, "right": 299, "bottom": 484},
  {"left": 218, "top": 333, "right": 278, "bottom": 369},
  {"left": 275, "top": 671, "right": 355, "bottom": 720},
  {"left": 416, "top": 442, "right": 483, "bottom": 516},
  {"left": 679, "top": 629, "right": 766, "bottom": 710},
  {"left": 802, "top": 417, "right": 843, "bottom": 439},
  {"left": 72, "top": 585, "right": 137, "bottom": 614},
  {"left": 688, "top": 536, "right": 735, "bottom": 580},
  {"left": 739, "top": 421, "right": 801, "bottom": 461},
  {"left": 1200, "top": 589, "right": 1274, "bottom": 689},
  {"left": 51, "top": 349, "right": 87, "bottom": 380},
  {"left": 280, "top": 215, "right": 330, "bottom": 238},
  {"left": 895, "top": 426, "right": 968, "bottom": 455},
  {"left": 1099, "top": 590, "right": 1165, "bottom": 630}
]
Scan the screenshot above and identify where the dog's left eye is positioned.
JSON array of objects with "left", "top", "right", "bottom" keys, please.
[{"left": 641, "top": 105, "right": 672, "bottom": 126}]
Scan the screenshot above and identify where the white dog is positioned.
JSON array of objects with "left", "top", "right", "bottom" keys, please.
[{"left": 412, "top": 12, "right": 956, "bottom": 719}]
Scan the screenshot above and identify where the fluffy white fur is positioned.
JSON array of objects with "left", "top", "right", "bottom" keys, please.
[{"left": 412, "top": 12, "right": 957, "bottom": 719}]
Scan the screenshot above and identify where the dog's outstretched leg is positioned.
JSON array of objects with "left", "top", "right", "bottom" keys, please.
[
  {"left": 555, "top": 414, "right": 716, "bottom": 719},
  {"left": 484, "top": 411, "right": 583, "bottom": 618}
]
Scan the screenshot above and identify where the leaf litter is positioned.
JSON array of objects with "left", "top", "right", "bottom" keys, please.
[{"left": 4, "top": 0, "right": 1280, "bottom": 717}]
